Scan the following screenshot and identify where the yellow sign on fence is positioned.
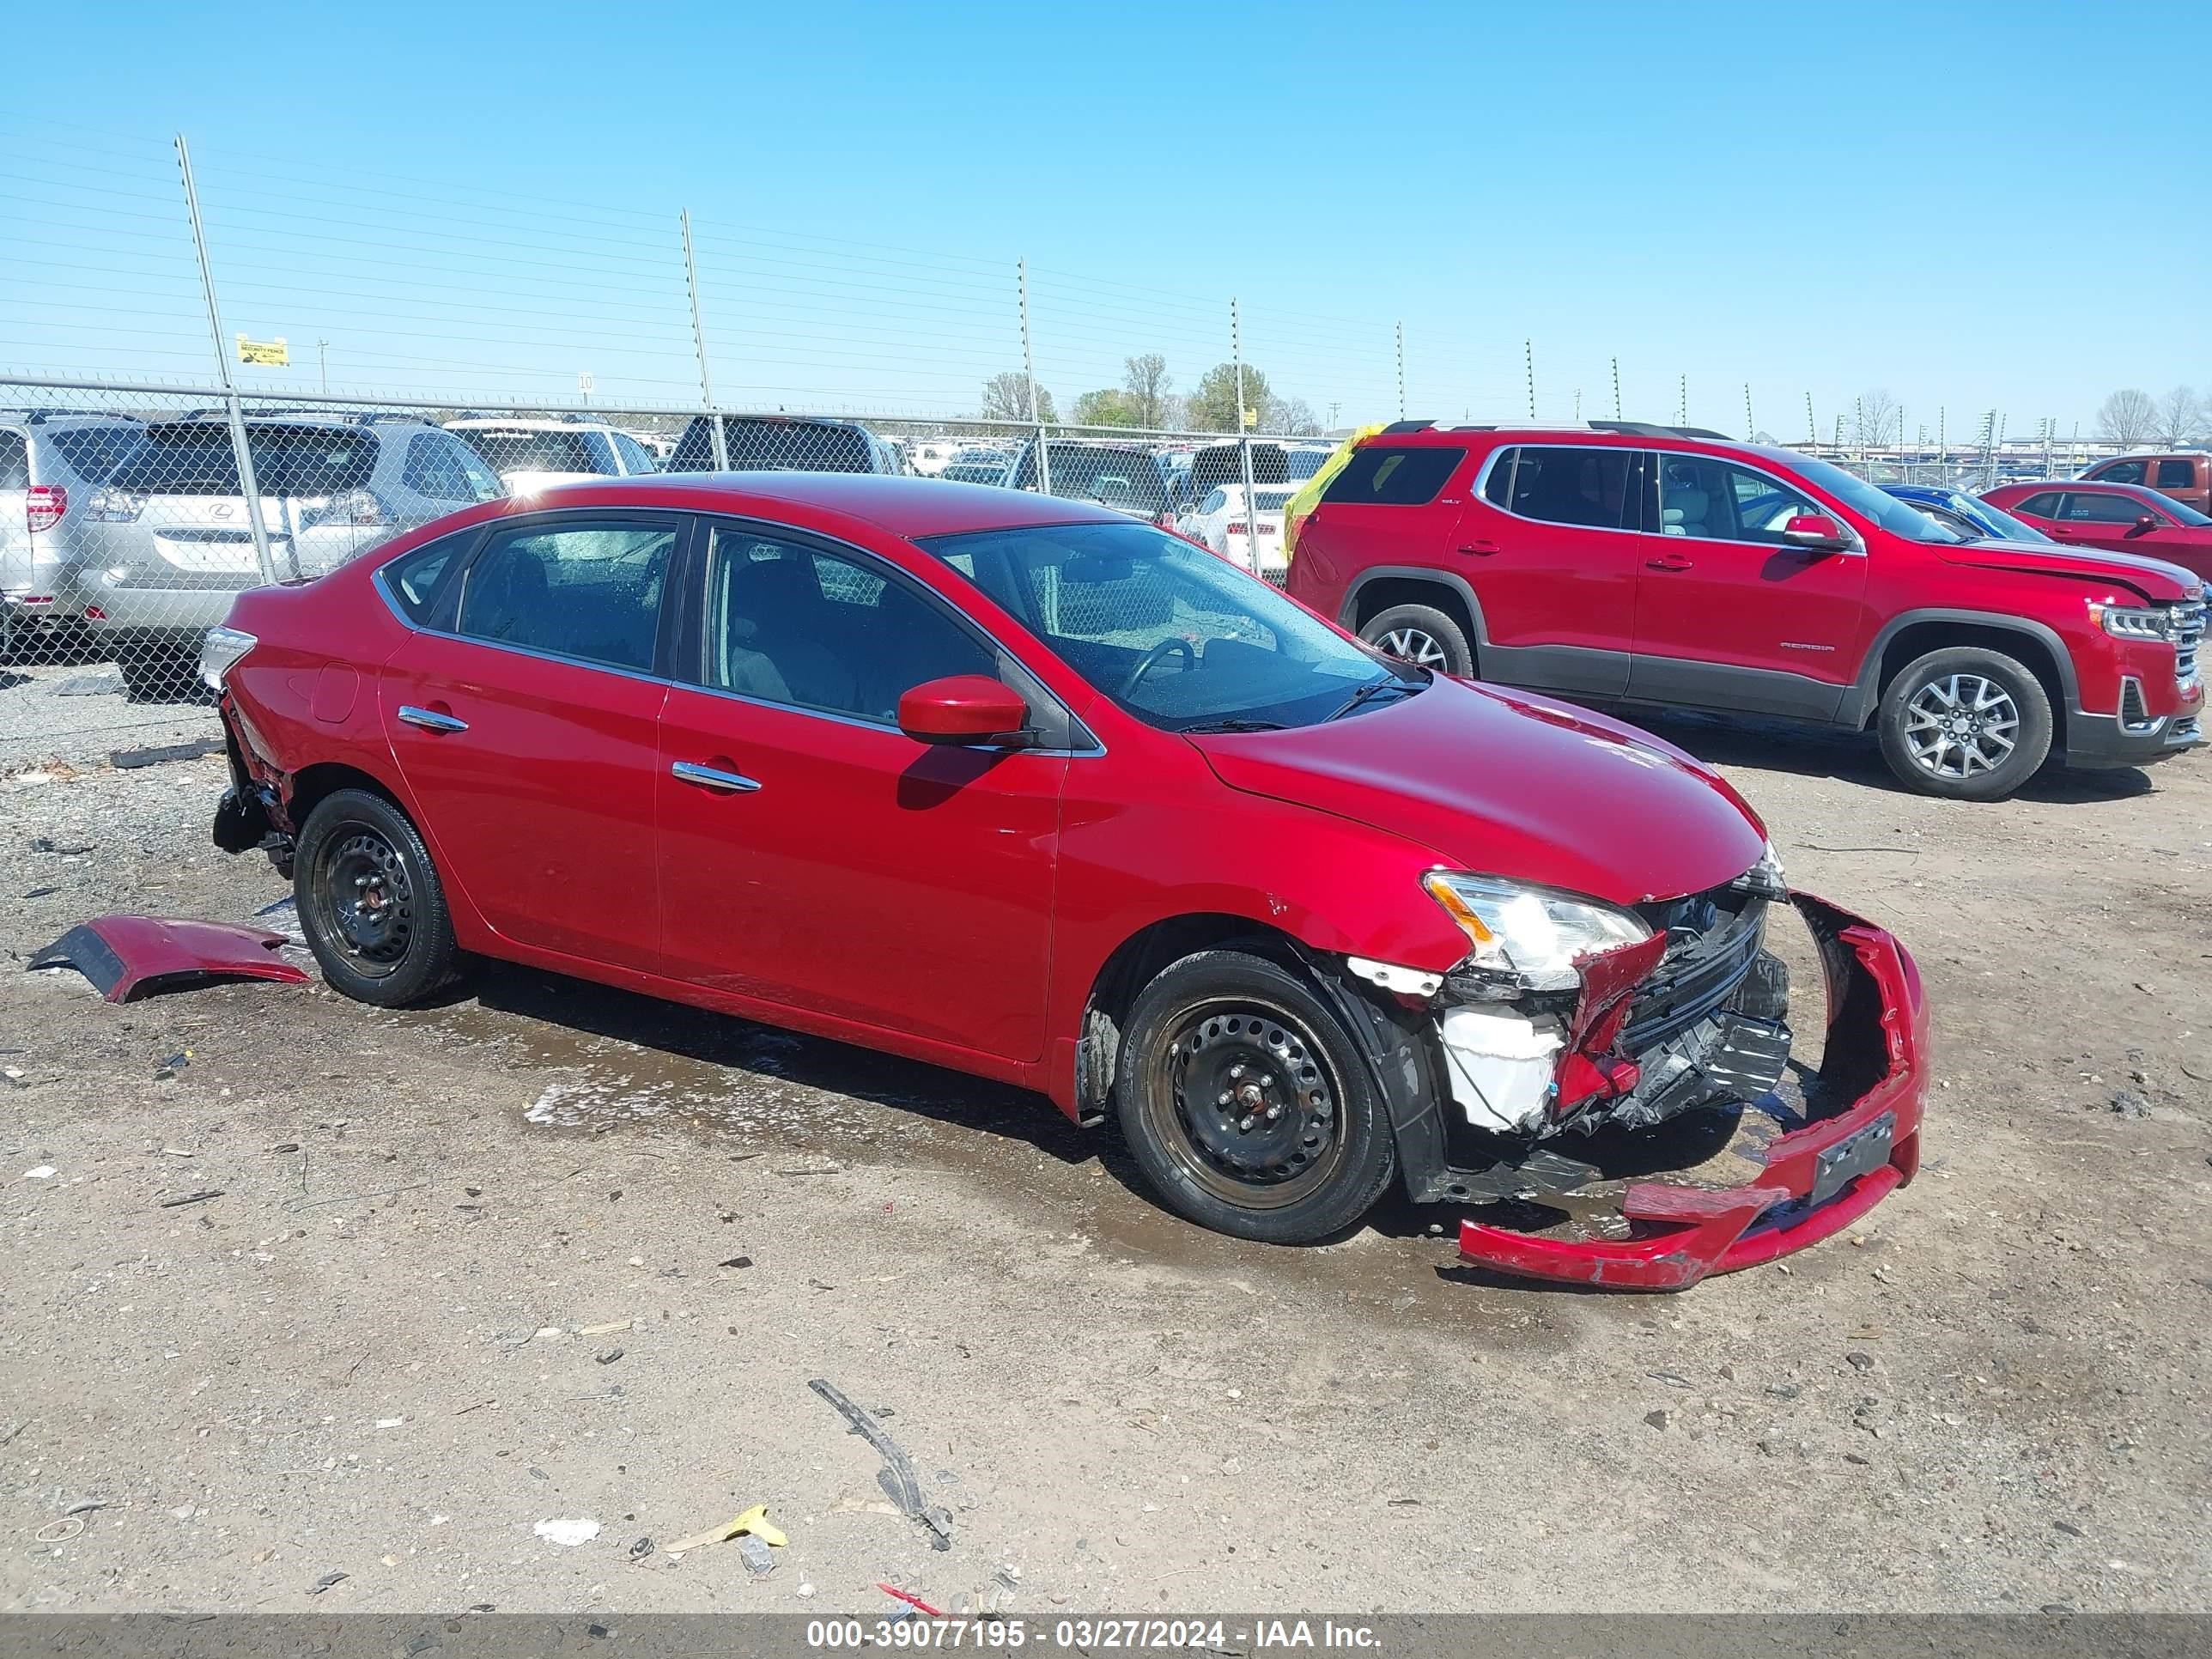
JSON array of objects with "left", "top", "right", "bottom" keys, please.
[{"left": 235, "top": 335, "right": 289, "bottom": 367}]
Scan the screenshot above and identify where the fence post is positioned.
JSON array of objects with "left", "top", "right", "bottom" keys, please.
[
  {"left": 1018, "top": 258, "right": 1050, "bottom": 498},
  {"left": 681, "top": 210, "right": 729, "bottom": 471},
  {"left": 174, "top": 133, "right": 276, "bottom": 586},
  {"left": 1232, "top": 299, "right": 1259, "bottom": 568}
]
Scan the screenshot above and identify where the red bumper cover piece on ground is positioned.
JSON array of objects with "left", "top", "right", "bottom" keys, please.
[
  {"left": 1457, "top": 892, "right": 1927, "bottom": 1291},
  {"left": 27, "top": 915, "right": 309, "bottom": 1004}
]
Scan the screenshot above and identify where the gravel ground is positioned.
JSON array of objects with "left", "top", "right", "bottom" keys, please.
[
  {"left": 0, "top": 659, "right": 218, "bottom": 769},
  {"left": 2, "top": 724, "right": 2208, "bottom": 1616}
]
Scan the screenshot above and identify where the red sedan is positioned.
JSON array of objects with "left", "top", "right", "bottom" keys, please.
[
  {"left": 199, "top": 474, "right": 1924, "bottom": 1288},
  {"left": 1984, "top": 480, "right": 2212, "bottom": 580}
]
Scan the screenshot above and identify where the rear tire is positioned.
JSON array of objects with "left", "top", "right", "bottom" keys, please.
[
  {"left": 1359, "top": 603, "right": 1473, "bottom": 676},
  {"left": 1877, "top": 645, "right": 2052, "bottom": 801},
  {"left": 295, "top": 787, "right": 459, "bottom": 1006},
  {"left": 1115, "top": 950, "right": 1395, "bottom": 1244}
]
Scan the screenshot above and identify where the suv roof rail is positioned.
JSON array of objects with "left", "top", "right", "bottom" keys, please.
[
  {"left": 1585, "top": 420, "right": 1736, "bottom": 440},
  {"left": 1379, "top": 419, "right": 1435, "bottom": 434},
  {"left": 0, "top": 408, "right": 147, "bottom": 426}
]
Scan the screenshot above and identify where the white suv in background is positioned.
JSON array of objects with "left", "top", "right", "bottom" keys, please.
[{"left": 445, "top": 416, "right": 660, "bottom": 493}]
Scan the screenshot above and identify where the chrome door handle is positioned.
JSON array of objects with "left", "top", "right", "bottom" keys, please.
[
  {"left": 397, "top": 705, "right": 469, "bottom": 734},
  {"left": 672, "top": 760, "right": 762, "bottom": 793},
  {"left": 1644, "top": 556, "right": 1693, "bottom": 572}
]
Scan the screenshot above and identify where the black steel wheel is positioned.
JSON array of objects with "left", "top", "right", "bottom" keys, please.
[
  {"left": 295, "top": 787, "right": 458, "bottom": 1006},
  {"left": 1116, "top": 950, "right": 1395, "bottom": 1243}
]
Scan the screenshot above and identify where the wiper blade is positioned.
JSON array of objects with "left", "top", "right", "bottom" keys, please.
[
  {"left": 1180, "top": 717, "right": 1287, "bottom": 734},
  {"left": 1327, "top": 675, "right": 1416, "bottom": 721}
]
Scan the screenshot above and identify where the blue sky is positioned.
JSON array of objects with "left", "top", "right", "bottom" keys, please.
[{"left": 3, "top": 1, "right": 2206, "bottom": 436}]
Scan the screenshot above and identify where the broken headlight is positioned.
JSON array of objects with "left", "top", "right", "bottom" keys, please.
[
  {"left": 1422, "top": 872, "right": 1652, "bottom": 993},
  {"left": 1730, "top": 838, "right": 1789, "bottom": 900}
]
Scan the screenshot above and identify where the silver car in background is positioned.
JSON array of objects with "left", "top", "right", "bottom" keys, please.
[
  {"left": 0, "top": 410, "right": 149, "bottom": 660},
  {"left": 76, "top": 413, "right": 504, "bottom": 699}
]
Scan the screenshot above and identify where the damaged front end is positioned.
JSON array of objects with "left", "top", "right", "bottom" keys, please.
[{"left": 1346, "top": 854, "right": 1924, "bottom": 1290}]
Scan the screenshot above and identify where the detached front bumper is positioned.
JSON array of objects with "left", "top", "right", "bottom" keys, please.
[{"left": 1456, "top": 892, "right": 1926, "bottom": 1291}]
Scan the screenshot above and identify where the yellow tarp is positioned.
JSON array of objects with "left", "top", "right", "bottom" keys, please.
[{"left": 1282, "top": 423, "right": 1385, "bottom": 562}]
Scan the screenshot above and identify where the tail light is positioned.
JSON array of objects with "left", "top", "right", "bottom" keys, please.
[
  {"left": 302, "top": 489, "right": 386, "bottom": 528},
  {"left": 86, "top": 487, "right": 147, "bottom": 523},
  {"left": 1225, "top": 522, "right": 1248, "bottom": 536},
  {"left": 199, "top": 624, "right": 258, "bottom": 691},
  {"left": 26, "top": 484, "right": 67, "bottom": 533}
]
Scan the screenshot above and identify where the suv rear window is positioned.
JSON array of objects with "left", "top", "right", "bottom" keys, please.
[
  {"left": 670, "top": 416, "right": 878, "bottom": 473},
  {"left": 113, "top": 423, "right": 380, "bottom": 497},
  {"left": 1013, "top": 444, "right": 1170, "bottom": 514},
  {"left": 459, "top": 428, "right": 616, "bottom": 477},
  {"left": 2155, "top": 459, "right": 2197, "bottom": 488},
  {"left": 0, "top": 433, "right": 27, "bottom": 490},
  {"left": 1322, "top": 445, "right": 1463, "bottom": 507},
  {"left": 45, "top": 424, "right": 144, "bottom": 483}
]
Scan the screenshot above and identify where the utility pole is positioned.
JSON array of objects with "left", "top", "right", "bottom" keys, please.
[
  {"left": 1395, "top": 321, "right": 1405, "bottom": 421},
  {"left": 1743, "top": 383, "right": 1753, "bottom": 441},
  {"left": 1018, "top": 258, "right": 1049, "bottom": 497},
  {"left": 1677, "top": 374, "right": 1687, "bottom": 428},
  {"left": 1611, "top": 357, "right": 1622, "bottom": 421},
  {"left": 1523, "top": 339, "right": 1536, "bottom": 420},
  {"left": 680, "top": 209, "right": 729, "bottom": 471},
  {"left": 1855, "top": 397, "right": 1865, "bottom": 463},
  {"left": 1806, "top": 392, "right": 1816, "bottom": 447},
  {"left": 1328, "top": 400, "right": 1340, "bottom": 428},
  {"left": 174, "top": 132, "right": 276, "bottom": 586},
  {"left": 1233, "top": 298, "right": 1260, "bottom": 568},
  {"left": 317, "top": 338, "right": 328, "bottom": 395},
  {"left": 1572, "top": 389, "right": 1581, "bottom": 421}
]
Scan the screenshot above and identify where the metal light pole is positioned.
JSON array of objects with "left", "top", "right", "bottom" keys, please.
[
  {"left": 681, "top": 210, "right": 729, "bottom": 471},
  {"left": 174, "top": 132, "right": 276, "bottom": 586}
]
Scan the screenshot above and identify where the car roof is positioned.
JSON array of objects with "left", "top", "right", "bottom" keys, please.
[
  {"left": 526, "top": 471, "right": 1137, "bottom": 538},
  {"left": 447, "top": 416, "right": 617, "bottom": 432},
  {"left": 1996, "top": 478, "right": 2163, "bottom": 501}
]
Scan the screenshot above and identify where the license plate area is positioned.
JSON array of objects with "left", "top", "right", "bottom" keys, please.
[{"left": 1811, "top": 1109, "right": 1895, "bottom": 1206}]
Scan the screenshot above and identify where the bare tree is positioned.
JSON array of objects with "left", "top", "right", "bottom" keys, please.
[
  {"left": 981, "top": 371, "right": 1054, "bottom": 424},
  {"left": 1121, "top": 354, "right": 1170, "bottom": 428},
  {"left": 1854, "top": 388, "right": 1900, "bottom": 450},
  {"left": 1265, "top": 395, "right": 1322, "bottom": 436},
  {"left": 2096, "top": 388, "right": 2159, "bottom": 447},
  {"left": 2154, "top": 385, "right": 2204, "bottom": 447}
]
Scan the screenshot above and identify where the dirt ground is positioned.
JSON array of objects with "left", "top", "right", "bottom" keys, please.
[{"left": 2, "top": 716, "right": 2208, "bottom": 1616}]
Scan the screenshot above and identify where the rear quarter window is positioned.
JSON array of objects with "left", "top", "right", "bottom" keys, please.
[
  {"left": 0, "top": 433, "right": 27, "bottom": 490},
  {"left": 1321, "top": 445, "right": 1465, "bottom": 507},
  {"left": 382, "top": 531, "right": 472, "bottom": 623},
  {"left": 2015, "top": 492, "right": 2062, "bottom": 518}
]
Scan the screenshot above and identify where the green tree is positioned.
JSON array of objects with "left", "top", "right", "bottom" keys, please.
[
  {"left": 1122, "top": 353, "right": 1171, "bottom": 427},
  {"left": 1071, "top": 388, "right": 1142, "bottom": 428},
  {"left": 981, "top": 371, "right": 1055, "bottom": 424},
  {"left": 1185, "top": 362, "right": 1273, "bottom": 433}
]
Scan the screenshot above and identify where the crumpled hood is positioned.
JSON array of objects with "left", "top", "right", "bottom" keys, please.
[
  {"left": 1188, "top": 678, "right": 1767, "bottom": 906},
  {"left": 1936, "top": 538, "right": 2202, "bottom": 603}
]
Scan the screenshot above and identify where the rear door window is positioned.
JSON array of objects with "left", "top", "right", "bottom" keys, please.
[
  {"left": 456, "top": 519, "right": 678, "bottom": 673},
  {"left": 2060, "top": 491, "right": 2157, "bottom": 524},
  {"left": 0, "top": 432, "right": 27, "bottom": 490},
  {"left": 404, "top": 434, "right": 503, "bottom": 502},
  {"left": 2014, "top": 492, "right": 2063, "bottom": 518},
  {"left": 1487, "top": 445, "right": 1637, "bottom": 529},
  {"left": 611, "top": 431, "right": 659, "bottom": 474},
  {"left": 2154, "top": 459, "right": 2197, "bottom": 489},
  {"left": 2097, "top": 459, "right": 2146, "bottom": 484},
  {"left": 1322, "top": 445, "right": 1464, "bottom": 506}
]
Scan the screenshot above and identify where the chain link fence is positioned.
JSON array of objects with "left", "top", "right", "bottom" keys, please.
[{"left": 0, "top": 375, "right": 1333, "bottom": 763}]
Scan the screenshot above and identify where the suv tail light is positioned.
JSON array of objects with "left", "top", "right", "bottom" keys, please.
[
  {"left": 1225, "top": 521, "right": 1248, "bottom": 536},
  {"left": 86, "top": 487, "right": 147, "bottom": 522},
  {"left": 301, "top": 489, "right": 386, "bottom": 528},
  {"left": 26, "top": 484, "right": 67, "bottom": 533}
]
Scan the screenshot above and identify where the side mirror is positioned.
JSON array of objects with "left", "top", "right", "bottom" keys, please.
[
  {"left": 897, "top": 675, "right": 1031, "bottom": 746},
  {"left": 1782, "top": 513, "right": 1854, "bottom": 552},
  {"left": 2127, "top": 514, "right": 2160, "bottom": 538}
]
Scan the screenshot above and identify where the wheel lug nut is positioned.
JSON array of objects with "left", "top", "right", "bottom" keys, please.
[
  {"left": 1218, "top": 1091, "right": 1234, "bottom": 1107},
  {"left": 1237, "top": 1115, "right": 1255, "bottom": 1132},
  {"left": 1228, "top": 1064, "right": 1245, "bottom": 1079},
  {"left": 1266, "top": 1104, "right": 1283, "bottom": 1121}
]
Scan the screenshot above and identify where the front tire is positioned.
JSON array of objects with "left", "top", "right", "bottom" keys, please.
[
  {"left": 1115, "top": 950, "right": 1395, "bottom": 1244},
  {"left": 1877, "top": 645, "right": 2052, "bottom": 800},
  {"left": 295, "top": 787, "right": 459, "bottom": 1006},
  {"left": 1359, "top": 603, "right": 1473, "bottom": 676}
]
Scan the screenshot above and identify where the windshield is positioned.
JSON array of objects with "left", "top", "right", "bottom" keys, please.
[
  {"left": 459, "top": 428, "right": 615, "bottom": 476},
  {"left": 1784, "top": 456, "right": 1966, "bottom": 543},
  {"left": 918, "top": 520, "right": 1418, "bottom": 732}
]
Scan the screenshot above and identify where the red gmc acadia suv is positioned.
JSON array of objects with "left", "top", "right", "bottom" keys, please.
[
  {"left": 200, "top": 473, "right": 1926, "bottom": 1288},
  {"left": 1288, "top": 422, "right": 2205, "bottom": 800}
]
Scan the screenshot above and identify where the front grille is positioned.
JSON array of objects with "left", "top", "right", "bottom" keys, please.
[
  {"left": 1623, "top": 884, "right": 1767, "bottom": 1052},
  {"left": 2175, "top": 600, "right": 2203, "bottom": 690}
]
